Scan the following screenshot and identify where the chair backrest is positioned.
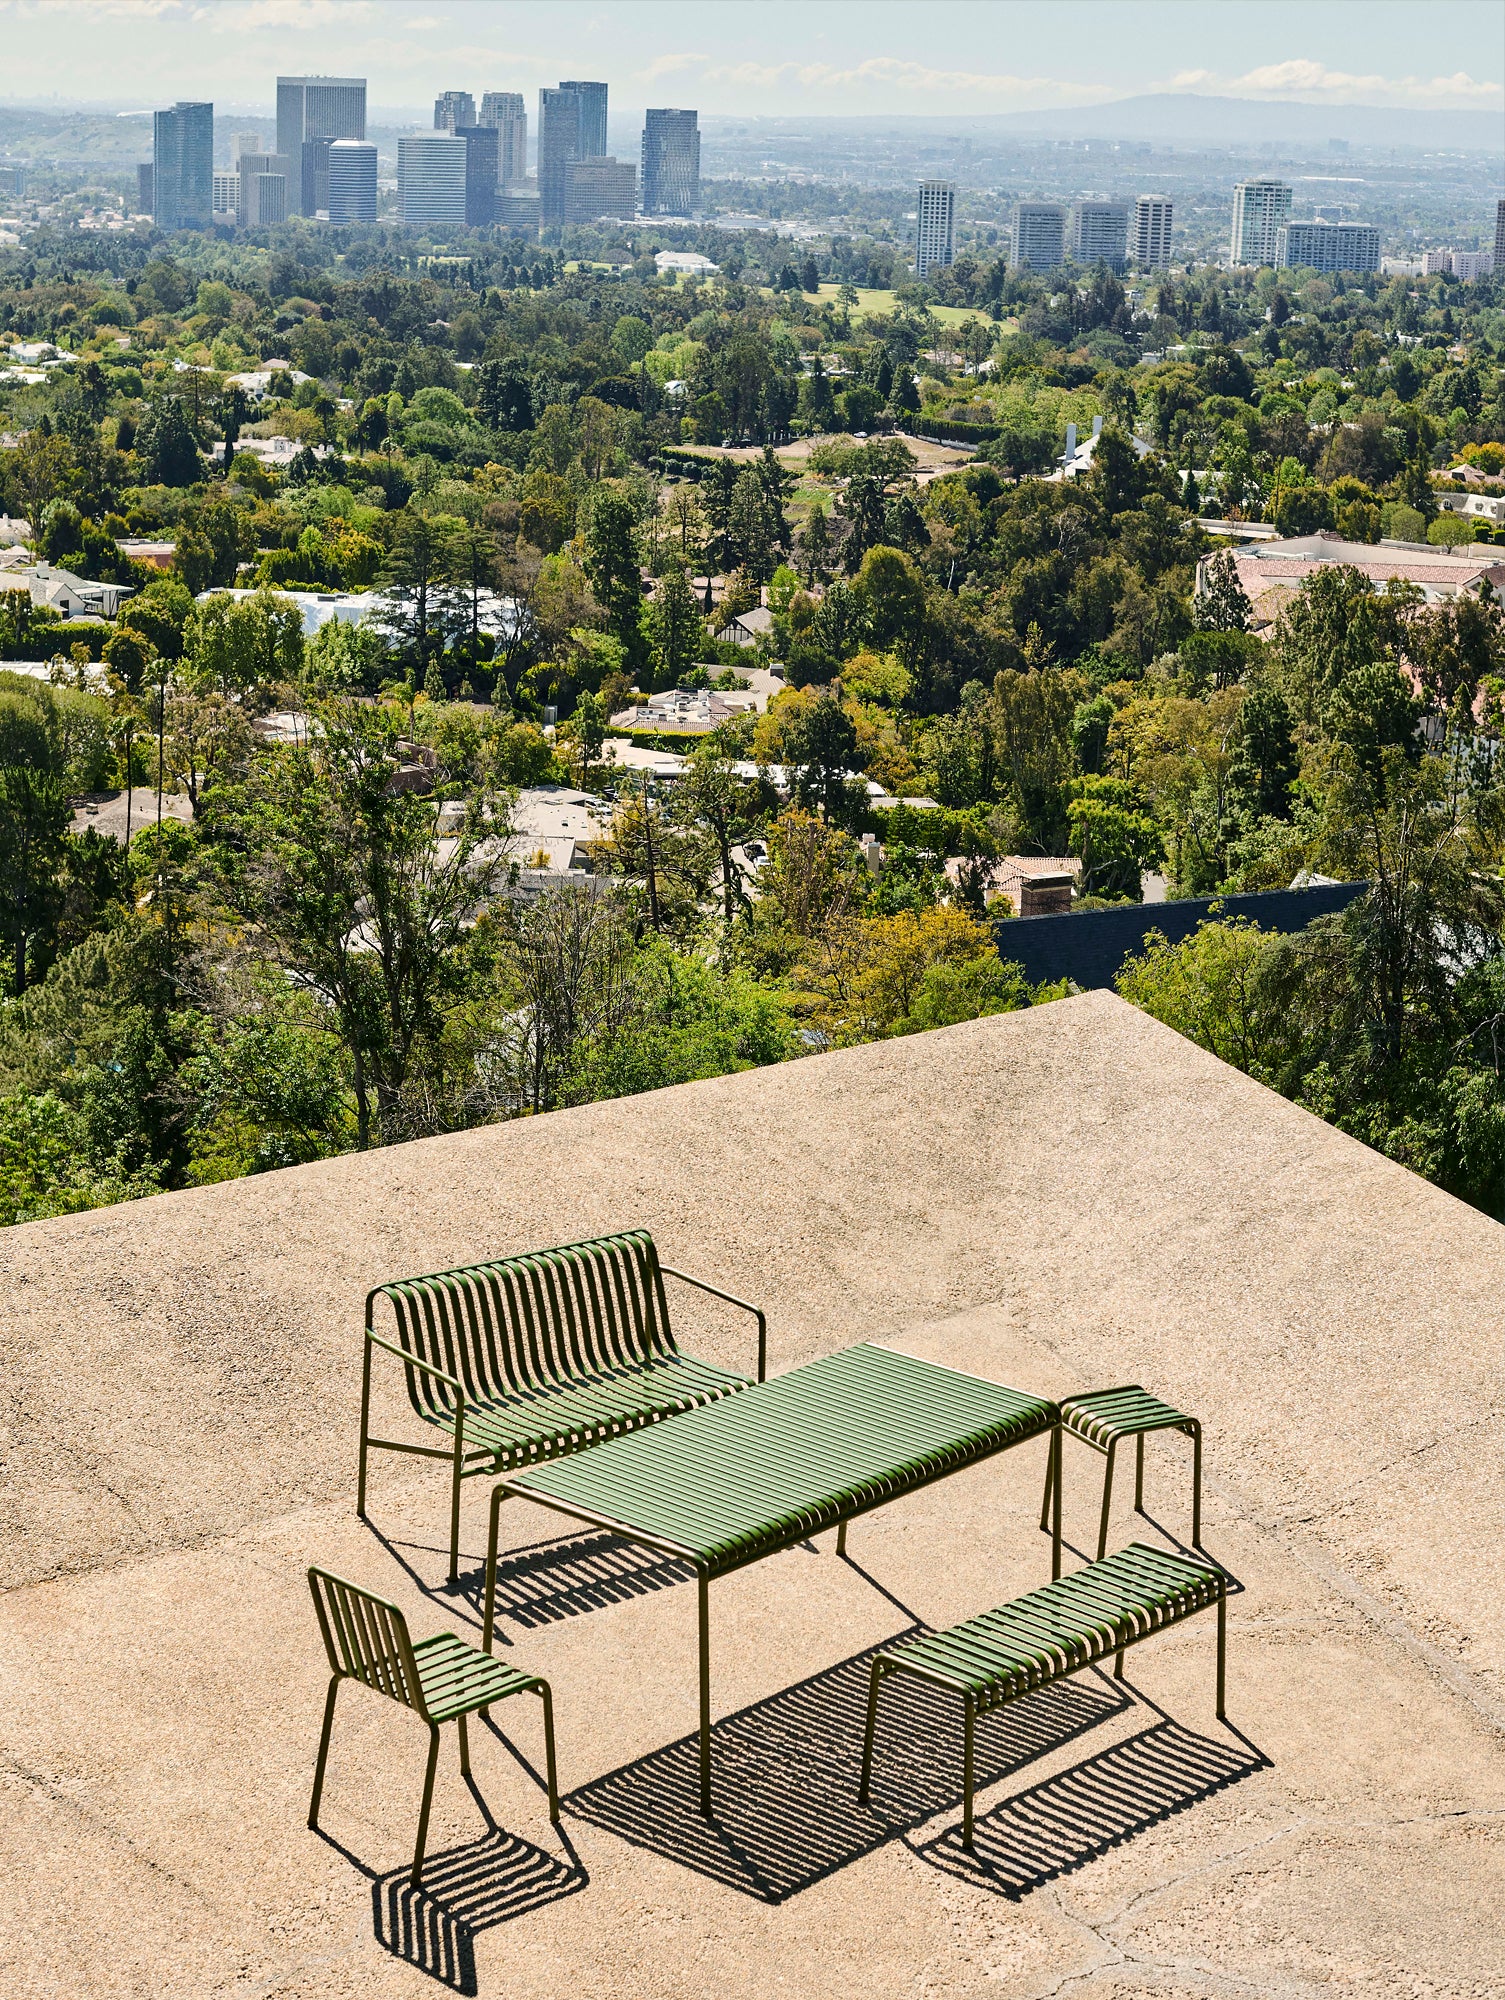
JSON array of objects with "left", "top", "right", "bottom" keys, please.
[
  {"left": 308, "top": 1566, "right": 427, "bottom": 1714},
  {"left": 366, "top": 1229, "right": 677, "bottom": 1423}
]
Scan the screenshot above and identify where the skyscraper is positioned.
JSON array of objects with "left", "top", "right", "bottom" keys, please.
[
  {"left": 456, "top": 127, "right": 499, "bottom": 226},
  {"left": 1071, "top": 200, "right": 1130, "bottom": 270},
  {"left": 480, "top": 92, "right": 528, "bottom": 185},
  {"left": 152, "top": 101, "right": 213, "bottom": 231},
  {"left": 1011, "top": 202, "right": 1066, "bottom": 272},
  {"left": 1495, "top": 198, "right": 1505, "bottom": 273},
  {"left": 434, "top": 91, "right": 476, "bottom": 134},
  {"left": 276, "top": 77, "right": 366, "bottom": 213},
  {"left": 1133, "top": 195, "right": 1174, "bottom": 270},
  {"left": 558, "top": 80, "right": 607, "bottom": 158},
  {"left": 236, "top": 151, "right": 291, "bottom": 227},
  {"left": 300, "top": 136, "right": 334, "bottom": 217},
  {"left": 641, "top": 108, "right": 699, "bottom": 216},
  {"left": 1231, "top": 179, "right": 1292, "bottom": 267},
  {"left": 914, "top": 180, "right": 955, "bottom": 277},
  {"left": 537, "top": 87, "right": 580, "bottom": 226},
  {"left": 136, "top": 163, "right": 154, "bottom": 215},
  {"left": 398, "top": 134, "right": 467, "bottom": 227},
  {"left": 211, "top": 171, "right": 239, "bottom": 220},
  {"left": 327, "top": 139, "right": 377, "bottom": 225}
]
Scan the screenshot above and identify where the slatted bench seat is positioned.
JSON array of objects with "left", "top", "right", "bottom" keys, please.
[
  {"left": 358, "top": 1230, "right": 765, "bottom": 1582},
  {"left": 859, "top": 1541, "right": 1227, "bottom": 1848}
]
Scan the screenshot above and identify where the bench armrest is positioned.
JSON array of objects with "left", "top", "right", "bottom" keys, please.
[
  {"left": 659, "top": 1264, "right": 767, "bottom": 1382},
  {"left": 364, "top": 1325, "right": 465, "bottom": 1400}
]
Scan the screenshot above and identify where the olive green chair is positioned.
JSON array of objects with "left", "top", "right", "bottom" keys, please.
[{"left": 307, "top": 1566, "right": 559, "bottom": 1887}]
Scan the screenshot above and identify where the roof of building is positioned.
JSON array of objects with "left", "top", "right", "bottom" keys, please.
[
  {"left": 1221, "top": 530, "right": 1505, "bottom": 600},
  {"left": 2, "top": 997, "right": 1502, "bottom": 1990}
]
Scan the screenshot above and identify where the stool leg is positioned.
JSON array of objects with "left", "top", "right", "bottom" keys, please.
[
  {"left": 962, "top": 1696, "right": 976, "bottom": 1851},
  {"left": 1191, "top": 1423, "right": 1203, "bottom": 1548},
  {"left": 1039, "top": 1435, "right": 1055, "bottom": 1533},
  {"left": 858, "top": 1662, "right": 883, "bottom": 1803},
  {"left": 1096, "top": 1438, "right": 1118, "bottom": 1561},
  {"left": 457, "top": 1712, "right": 471, "bottom": 1777},
  {"left": 1135, "top": 1433, "right": 1145, "bottom": 1512}
]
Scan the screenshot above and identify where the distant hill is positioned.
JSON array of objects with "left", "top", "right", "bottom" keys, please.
[{"left": 988, "top": 92, "right": 1503, "bottom": 152}]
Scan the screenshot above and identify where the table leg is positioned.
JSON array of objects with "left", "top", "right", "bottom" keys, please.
[
  {"left": 698, "top": 1573, "right": 712, "bottom": 1817},
  {"left": 836, "top": 1519, "right": 847, "bottom": 1555},
  {"left": 1051, "top": 1423, "right": 1062, "bottom": 1581}
]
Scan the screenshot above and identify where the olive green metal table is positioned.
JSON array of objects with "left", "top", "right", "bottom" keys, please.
[{"left": 482, "top": 1342, "right": 1061, "bottom": 1814}]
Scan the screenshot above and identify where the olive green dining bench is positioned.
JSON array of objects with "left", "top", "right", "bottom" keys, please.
[
  {"left": 358, "top": 1230, "right": 765, "bottom": 1582},
  {"left": 859, "top": 1541, "right": 1227, "bottom": 1849}
]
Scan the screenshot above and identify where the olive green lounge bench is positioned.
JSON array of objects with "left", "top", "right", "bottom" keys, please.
[
  {"left": 358, "top": 1229, "right": 766, "bottom": 1582},
  {"left": 307, "top": 1566, "right": 559, "bottom": 1887},
  {"left": 859, "top": 1541, "right": 1227, "bottom": 1849}
]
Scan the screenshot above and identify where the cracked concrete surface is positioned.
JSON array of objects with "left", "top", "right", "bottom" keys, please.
[{"left": 1, "top": 993, "right": 1502, "bottom": 1997}]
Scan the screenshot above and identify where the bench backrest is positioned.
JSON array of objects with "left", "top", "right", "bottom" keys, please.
[
  {"left": 308, "top": 1566, "right": 425, "bottom": 1714},
  {"left": 367, "top": 1229, "right": 677, "bottom": 1423}
]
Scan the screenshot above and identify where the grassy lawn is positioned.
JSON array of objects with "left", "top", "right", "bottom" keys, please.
[{"left": 808, "top": 284, "right": 1003, "bottom": 330}]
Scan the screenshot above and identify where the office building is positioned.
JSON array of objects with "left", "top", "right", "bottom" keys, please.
[
  {"left": 1449, "top": 249, "right": 1494, "bottom": 281},
  {"left": 564, "top": 155, "right": 636, "bottom": 224},
  {"left": 1422, "top": 248, "right": 1452, "bottom": 275},
  {"left": 236, "top": 151, "right": 290, "bottom": 226},
  {"left": 495, "top": 185, "right": 541, "bottom": 234},
  {"left": 1275, "top": 221, "right": 1380, "bottom": 276},
  {"left": 152, "top": 100, "right": 213, "bottom": 230},
  {"left": 1011, "top": 201, "right": 1066, "bottom": 272},
  {"left": 537, "top": 86, "right": 580, "bottom": 226},
  {"left": 326, "top": 139, "right": 377, "bottom": 224},
  {"left": 136, "top": 163, "right": 153, "bottom": 214},
  {"left": 245, "top": 172, "right": 287, "bottom": 226},
  {"left": 558, "top": 80, "right": 607, "bottom": 158},
  {"left": 211, "top": 171, "right": 238, "bottom": 219},
  {"left": 480, "top": 92, "right": 528, "bottom": 185},
  {"left": 1132, "top": 195, "right": 1174, "bottom": 269},
  {"left": 455, "top": 126, "right": 498, "bottom": 225},
  {"left": 434, "top": 90, "right": 476, "bottom": 134},
  {"left": 276, "top": 76, "right": 366, "bottom": 213},
  {"left": 914, "top": 180, "right": 955, "bottom": 276},
  {"left": 1231, "top": 179, "right": 1292, "bottom": 266},
  {"left": 1496, "top": 199, "right": 1505, "bottom": 273},
  {"left": 398, "top": 133, "right": 467, "bottom": 227},
  {"left": 641, "top": 107, "right": 699, "bottom": 215},
  {"left": 230, "top": 129, "right": 260, "bottom": 165},
  {"left": 300, "top": 136, "right": 334, "bottom": 217},
  {"left": 1071, "top": 200, "right": 1130, "bottom": 270}
]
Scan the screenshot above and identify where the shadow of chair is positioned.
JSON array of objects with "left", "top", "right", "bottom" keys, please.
[
  {"left": 565, "top": 1633, "right": 1130, "bottom": 1904},
  {"left": 918, "top": 1715, "right": 1271, "bottom": 1897},
  {"left": 372, "top": 1822, "right": 587, "bottom": 1994}
]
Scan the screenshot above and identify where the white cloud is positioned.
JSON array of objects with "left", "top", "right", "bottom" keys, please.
[
  {"left": 1167, "top": 58, "right": 1501, "bottom": 109},
  {"left": 638, "top": 52, "right": 1115, "bottom": 107}
]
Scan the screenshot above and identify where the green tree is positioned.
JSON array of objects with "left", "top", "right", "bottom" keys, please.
[
  {"left": 1227, "top": 676, "right": 1298, "bottom": 821},
  {"left": 135, "top": 395, "right": 201, "bottom": 487},
  {"left": 1195, "top": 549, "right": 1253, "bottom": 633},
  {"left": 582, "top": 489, "right": 646, "bottom": 670},
  {"left": 382, "top": 511, "right": 453, "bottom": 678},
  {"left": 648, "top": 563, "right": 706, "bottom": 690},
  {"left": 0, "top": 680, "right": 71, "bottom": 992}
]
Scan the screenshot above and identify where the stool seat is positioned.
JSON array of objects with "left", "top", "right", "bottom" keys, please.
[
  {"left": 1043, "top": 1384, "right": 1203, "bottom": 1558},
  {"left": 1062, "top": 1385, "right": 1197, "bottom": 1448}
]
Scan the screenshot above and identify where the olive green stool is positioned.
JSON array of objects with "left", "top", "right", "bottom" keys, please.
[{"left": 1040, "top": 1385, "right": 1202, "bottom": 1559}]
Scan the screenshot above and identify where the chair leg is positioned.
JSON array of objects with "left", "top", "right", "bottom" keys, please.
[
  {"left": 962, "top": 1697, "right": 976, "bottom": 1851},
  {"left": 858, "top": 1662, "right": 884, "bottom": 1803},
  {"left": 1135, "top": 1432, "right": 1146, "bottom": 1512},
  {"left": 357, "top": 1336, "right": 373, "bottom": 1518},
  {"left": 1216, "top": 1587, "right": 1227, "bottom": 1718},
  {"left": 457, "top": 1712, "right": 471, "bottom": 1777},
  {"left": 412, "top": 1724, "right": 442, "bottom": 1888},
  {"left": 447, "top": 1433, "right": 464, "bottom": 1588},
  {"left": 537, "top": 1683, "right": 561, "bottom": 1822},
  {"left": 1096, "top": 1439, "right": 1118, "bottom": 1561},
  {"left": 1191, "top": 1423, "right": 1203, "bottom": 1548},
  {"left": 308, "top": 1675, "right": 340, "bottom": 1828},
  {"left": 697, "top": 1573, "right": 712, "bottom": 1818}
]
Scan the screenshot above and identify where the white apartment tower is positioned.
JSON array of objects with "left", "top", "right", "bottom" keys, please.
[
  {"left": 479, "top": 92, "right": 528, "bottom": 185},
  {"left": 1011, "top": 201, "right": 1066, "bottom": 272},
  {"left": 915, "top": 180, "right": 955, "bottom": 277},
  {"left": 1071, "top": 201, "right": 1130, "bottom": 270},
  {"left": 327, "top": 139, "right": 378, "bottom": 224},
  {"left": 1133, "top": 195, "right": 1173, "bottom": 269},
  {"left": 398, "top": 133, "right": 468, "bottom": 226},
  {"left": 1231, "top": 179, "right": 1292, "bottom": 267}
]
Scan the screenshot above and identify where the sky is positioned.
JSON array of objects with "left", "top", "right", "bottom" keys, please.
[{"left": 0, "top": 0, "right": 1499, "bottom": 119}]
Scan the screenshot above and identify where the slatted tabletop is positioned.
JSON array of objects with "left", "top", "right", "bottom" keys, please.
[{"left": 502, "top": 1342, "right": 1057, "bottom": 1577}]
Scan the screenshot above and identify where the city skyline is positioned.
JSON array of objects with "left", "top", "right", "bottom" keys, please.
[{"left": 0, "top": 1, "right": 1497, "bottom": 119}]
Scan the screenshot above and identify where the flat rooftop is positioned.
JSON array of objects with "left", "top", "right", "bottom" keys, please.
[{"left": 1, "top": 991, "right": 1502, "bottom": 1997}]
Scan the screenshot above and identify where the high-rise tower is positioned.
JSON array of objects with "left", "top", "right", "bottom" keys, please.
[{"left": 641, "top": 108, "right": 699, "bottom": 216}]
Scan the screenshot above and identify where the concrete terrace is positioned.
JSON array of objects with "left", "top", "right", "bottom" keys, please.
[{"left": 1, "top": 992, "right": 1502, "bottom": 1998}]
